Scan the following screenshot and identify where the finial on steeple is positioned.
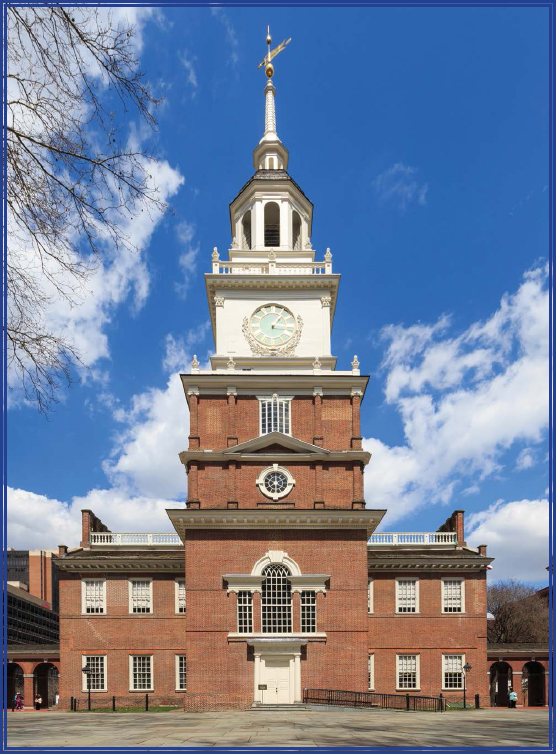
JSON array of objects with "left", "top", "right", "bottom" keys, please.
[{"left": 257, "top": 26, "right": 291, "bottom": 80}]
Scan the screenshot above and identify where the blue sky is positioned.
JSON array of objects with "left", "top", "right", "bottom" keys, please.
[{"left": 7, "top": 6, "right": 550, "bottom": 583}]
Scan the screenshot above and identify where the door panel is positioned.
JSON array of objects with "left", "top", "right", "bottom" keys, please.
[{"left": 264, "top": 660, "right": 290, "bottom": 704}]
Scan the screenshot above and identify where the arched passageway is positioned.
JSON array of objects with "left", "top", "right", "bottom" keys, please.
[
  {"left": 522, "top": 661, "right": 545, "bottom": 707},
  {"left": 490, "top": 661, "right": 512, "bottom": 707},
  {"left": 6, "top": 663, "right": 23, "bottom": 707},
  {"left": 33, "top": 663, "right": 59, "bottom": 708}
]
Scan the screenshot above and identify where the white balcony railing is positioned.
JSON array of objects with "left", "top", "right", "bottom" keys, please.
[
  {"left": 368, "top": 532, "right": 457, "bottom": 546},
  {"left": 89, "top": 532, "right": 182, "bottom": 546},
  {"left": 213, "top": 261, "right": 331, "bottom": 276}
]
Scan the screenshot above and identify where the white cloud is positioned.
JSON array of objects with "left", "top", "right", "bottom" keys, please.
[
  {"left": 179, "top": 50, "right": 199, "bottom": 96},
  {"left": 373, "top": 163, "right": 428, "bottom": 210},
  {"left": 467, "top": 499, "right": 549, "bottom": 582},
  {"left": 210, "top": 8, "right": 239, "bottom": 67},
  {"left": 516, "top": 447, "right": 537, "bottom": 471},
  {"left": 175, "top": 221, "right": 200, "bottom": 299},
  {"left": 364, "top": 265, "right": 549, "bottom": 523},
  {"left": 7, "top": 487, "right": 174, "bottom": 550}
]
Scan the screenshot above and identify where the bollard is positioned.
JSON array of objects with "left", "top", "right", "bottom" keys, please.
[
  {"left": 439, "top": 693, "right": 443, "bottom": 713},
  {"left": 405, "top": 694, "right": 410, "bottom": 711},
  {"left": 70, "top": 696, "right": 74, "bottom": 712},
  {"left": 145, "top": 693, "right": 149, "bottom": 712},
  {"left": 112, "top": 695, "right": 116, "bottom": 712},
  {"left": 475, "top": 693, "right": 480, "bottom": 709}
]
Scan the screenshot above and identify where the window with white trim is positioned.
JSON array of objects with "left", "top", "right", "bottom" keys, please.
[
  {"left": 397, "top": 654, "right": 419, "bottom": 689},
  {"left": 260, "top": 395, "right": 291, "bottom": 435},
  {"left": 261, "top": 564, "right": 292, "bottom": 633},
  {"left": 129, "top": 579, "right": 152, "bottom": 614},
  {"left": 443, "top": 654, "right": 464, "bottom": 689},
  {"left": 175, "top": 579, "right": 186, "bottom": 614},
  {"left": 301, "top": 590, "right": 317, "bottom": 633},
  {"left": 368, "top": 654, "right": 375, "bottom": 690},
  {"left": 237, "top": 591, "right": 253, "bottom": 633},
  {"left": 82, "top": 655, "right": 106, "bottom": 691},
  {"left": 367, "top": 579, "right": 374, "bottom": 614},
  {"left": 130, "top": 655, "right": 153, "bottom": 691},
  {"left": 176, "top": 655, "right": 187, "bottom": 691},
  {"left": 396, "top": 579, "right": 418, "bottom": 613},
  {"left": 442, "top": 578, "right": 464, "bottom": 613},
  {"left": 82, "top": 579, "right": 106, "bottom": 614}
]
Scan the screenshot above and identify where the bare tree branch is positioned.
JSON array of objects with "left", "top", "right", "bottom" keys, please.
[
  {"left": 5, "top": 6, "right": 164, "bottom": 413},
  {"left": 487, "top": 579, "right": 549, "bottom": 644}
]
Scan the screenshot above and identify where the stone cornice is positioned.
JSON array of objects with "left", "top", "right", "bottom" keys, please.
[
  {"left": 180, "top": 373, "right": 370, "bottom": 404},
  {"left": 56, "top": 557, "right": 183, "bottom": 572},
  {"left": 167, "top": 508, "right": 385, "bottom": 540},
  {"left": 179, "top": 449, "right": 371, "bottom": 467},
  {"left": 223, "top": 574, "right": 329, "bottom": 594},
  {"left": 367, "top": 557, "right": 493, "bottom": 571}
]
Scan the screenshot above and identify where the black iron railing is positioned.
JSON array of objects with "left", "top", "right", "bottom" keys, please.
[{"left": 303, "top": 688, "right": 445, "bottom": 712}]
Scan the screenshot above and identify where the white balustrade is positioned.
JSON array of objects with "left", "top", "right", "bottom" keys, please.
[
  {"left": 368, "top": 532, "right": 457, "bottom": 546},
  {"left": 89, "top": 532, "right": 182, "bottom": 546},
  {"left": 215, "top": 261, "right": 329, "bottom": 275}
]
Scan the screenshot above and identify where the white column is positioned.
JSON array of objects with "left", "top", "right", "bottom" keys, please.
[
  {"left": 279, "top": 201, "right": 290, "bottom": 249},
  {"left": 322, "top": 299, "right": 332, "bottom": 356},
  {"left": 294, "top": 654, "right": 302, "bottom": 702},
  {"left": 255, "top": 201, "right": 264, "bottom": 248},
  {"left": 254, "top": 653, "right": 262, "bottom": 703}
]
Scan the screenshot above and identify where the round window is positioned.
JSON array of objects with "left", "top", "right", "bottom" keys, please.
[
  {"left": 257, "top": 464, "right": 295, "bottom": 501},
  {"left": 264, "top": 471, "right": 288, "bottom": 496}
]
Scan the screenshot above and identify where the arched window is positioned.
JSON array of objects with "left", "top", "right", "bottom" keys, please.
[
  {"left": 292, "top": 211, "right": 301, "bottom": 250},
  {"left": 264, "top": 202, "right": 280, "bottom": 247},
  {"left": 261, "top": 564, "right": 291, "bottom": 633},
  {"left": 241, "top": 211, "right": 252, "bottom": 250}
]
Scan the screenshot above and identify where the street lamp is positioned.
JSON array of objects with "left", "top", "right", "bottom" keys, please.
[
  {"left": 82, "top": 663, "right": 92, "bottom": 711},
  {"left": 462, "top": 662, "right": 472, "bottom": 709}
]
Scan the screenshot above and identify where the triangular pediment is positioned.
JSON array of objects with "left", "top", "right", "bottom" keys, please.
[{"left": 223, "top": 432, "right": 329, "bottom": 456}]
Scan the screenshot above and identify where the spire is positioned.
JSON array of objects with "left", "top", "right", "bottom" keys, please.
[{"left": 253, "top": 26, "right": 291, "bottom": 170}]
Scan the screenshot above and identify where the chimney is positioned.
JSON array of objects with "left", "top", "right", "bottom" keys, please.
[
  {"left": 478, "top": 544, "right": 488, "bottom": 556},
  {"left": 58, "top": 544, "right": 68, "bottom": 557},
  {"left": 453, "top": 510, "right": 465, "bottom": 545}
]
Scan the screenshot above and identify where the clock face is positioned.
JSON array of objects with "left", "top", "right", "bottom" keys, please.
[{"left": 249, "top": 304, "right": 296, "bottom": 348}]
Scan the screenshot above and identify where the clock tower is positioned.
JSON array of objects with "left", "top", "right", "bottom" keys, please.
[{"left": 167, "top": 33, "right": 385, "bottom": 710}]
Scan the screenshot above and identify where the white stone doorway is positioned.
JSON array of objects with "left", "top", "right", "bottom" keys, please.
[{"left": 250, "top": 639, "right": 306, "bottom": 706}]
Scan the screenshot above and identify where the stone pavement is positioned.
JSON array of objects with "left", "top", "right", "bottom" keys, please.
[{"left": 7, "top": 707, "right": 550, "bottom": 748}]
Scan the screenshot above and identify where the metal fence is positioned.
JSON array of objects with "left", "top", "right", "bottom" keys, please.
[{"left": 303, "top": 688, "right": 445, "bottom": 712}]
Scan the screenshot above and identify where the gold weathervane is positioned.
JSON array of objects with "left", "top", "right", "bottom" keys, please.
[{"left": 258, "top": 25, "right": 291, "bottom": 78}]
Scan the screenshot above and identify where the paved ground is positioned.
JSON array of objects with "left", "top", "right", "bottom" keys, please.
[{"left": 7, "top": 707, "right": 550, "bottom": 749}]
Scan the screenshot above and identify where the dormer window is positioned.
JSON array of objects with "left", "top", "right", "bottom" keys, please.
[
  {"left": 259, "top": 394, "right": 291, "bottom": 435},
  {"left": 264, "top": 202, "right": 280, "bottom": 247},
  {"left": 241, "top": 211, "right": 252, "bottom": 250},
  {"left": 292, "top": 211, "right": 301, "bottom": 250}
]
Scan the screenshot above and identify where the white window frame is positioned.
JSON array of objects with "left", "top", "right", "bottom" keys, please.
[
  {"left": 175, "top": 655, "right": 187, "bottom": 691},
  {"left": 441, "top": 577, "right": 465, "bottom": 614},
  {"left": 367, "top": 579, "right": 374, "bottom": 614},
  {"left": 174, "top": 578, "right": 186, "bottom": 614},
  {"left": 128, "top": 578, "right": 153, "bottom": 614},
  {"left": 395, "top": 577, "right": 419, "bottom": 614},
  {"left": 300, "top": 590, "right": 317, "bottom": 633},
  {"left": 81, "top": 655, "right": 107, "bottom": 692},
  {"left": 396, "top": 654, "right": 420, "bottom": 691},
  {"left": 129, "top": 655, "right": 154, "bottom": 692},
  {"left": 368, "top": 654, "right": 375, "bottom": 691},
  {"left": 81, "top": 579, "right": 106, "bottom": 615},
  {"left": 236, "top": 590, "right": 253, "bottom": 633},
  {"left": 442, "top": 653, "right": 465, "bottom": 691},
  {"left": 257, "top": 395, "right": 293, "bottom": 436}
]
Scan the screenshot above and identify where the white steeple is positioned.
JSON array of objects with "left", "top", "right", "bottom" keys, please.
[{"left": 253, "top": 28, "right": 289, "bottom": 171}]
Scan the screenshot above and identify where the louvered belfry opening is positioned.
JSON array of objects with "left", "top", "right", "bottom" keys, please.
[
  {"left": 261, "top": 564, "right": 292, "bottom": 633},
  {"left": 264, "top": 202, "right": 280, "bottom": 247}
]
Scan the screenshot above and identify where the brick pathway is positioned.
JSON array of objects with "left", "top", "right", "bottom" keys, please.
[{"left": 7, "top": 707, "right": 550, "bottom": 748}]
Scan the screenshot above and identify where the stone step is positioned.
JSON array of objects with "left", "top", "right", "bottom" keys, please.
[{"left": 250, "top": 703, "right": 309, "bottom": 712}]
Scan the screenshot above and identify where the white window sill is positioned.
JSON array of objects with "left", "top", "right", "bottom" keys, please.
[
  {"left": 396, "top": 688, "right": 421, "bottom": 693},
  {"left": 395, "top": 612, "right": 420, "bottom": 615},
  {"left": 227, "top": 631, "right": 327, "bottom": 641},
  {"left": 81, "top": 690, "right": 107, "bottom": 694},
  {"left": 129, "top": 689, "right": 154, "bottom": 693}
]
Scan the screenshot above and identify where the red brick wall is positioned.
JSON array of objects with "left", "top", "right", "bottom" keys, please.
[
  {"left": 195, "top": 461, "right": 357, "bottom": 509},
  {"left": 59, "top": 572, "right": 186, "bottom": 709},
  {"left": 183, "top": 528, "right": 369, "bottom": 710},
  {"left": 368, "top": 571, "right": 490, "bottom": 703},
  {"left": 194, "top": 394, "right": 354, "bottom": 451}
]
